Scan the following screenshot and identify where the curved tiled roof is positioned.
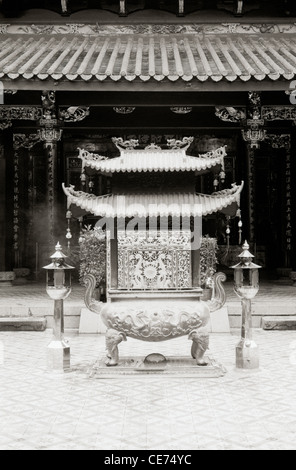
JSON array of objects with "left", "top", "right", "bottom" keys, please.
[
  {"left": 62, "top": 182, "right": 244, "bottom": 218},
  {"left": 0, "top": 33, "right": 296, "bottom": 83},
  {"left": 78, "top": 146, "right": 227, "bottom": 174}
]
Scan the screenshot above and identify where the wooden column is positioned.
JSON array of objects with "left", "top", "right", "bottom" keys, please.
[
  {"left": 265, "top": 134, "right": 292, "bottom": 269},
  {"left": 0, "top": 143, "right": 5, "bottom": 271},
  {"left": 290, "top": 132, "right": 296, "bottom": 280},
  {"left": 38, "top": 129, "right": 63, "bottom": 246},
  {"left": 246, "top": 144, "right": 256, "bottom": 245},
  {"left": 243, "top": 92, "right": 265, "bottom": 247},
  {"left": 12, "top": 134, "right": 41, "bottom": 267},
  {"left": 38, "top": 91, "right": 62, "bottom": 247}
]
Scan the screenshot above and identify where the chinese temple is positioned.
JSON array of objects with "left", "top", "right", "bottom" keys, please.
[{"left": 0, "top": 1, "right": 296, "bottom": 287}]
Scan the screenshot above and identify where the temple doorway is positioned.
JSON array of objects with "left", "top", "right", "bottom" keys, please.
[{"left": 254, "top": 148, "right": 287, "bottom": 274}]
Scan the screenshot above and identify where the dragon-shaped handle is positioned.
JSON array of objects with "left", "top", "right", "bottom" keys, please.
[
  {"left": 84, "top": 274, "right": 103, "bottom": 315},
  {"left": 206, "top": 272, "right": 227, "bottom": 312}
]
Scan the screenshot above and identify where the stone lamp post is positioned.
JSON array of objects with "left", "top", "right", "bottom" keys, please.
[
  {"left": 232, "top": 241, "right": 261, "bottom": 370},
  {"left": 43, "top": 242, "right": 74, "bottom": 371}
]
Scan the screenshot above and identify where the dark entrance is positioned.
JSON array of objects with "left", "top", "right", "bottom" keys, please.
[{"left": 254, "top": 148, "right": 287, "bottom": 274}]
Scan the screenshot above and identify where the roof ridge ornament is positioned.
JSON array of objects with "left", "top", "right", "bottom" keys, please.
[
  {"left": 145, "top": 143, "right": 162, "bottom": 150},
  {"left": 166, "top": 137, "right": 194, "bottom": 151},
  {"left": 112, "top": 137, "right": 139, "bottom": 151},
  {"left": 199, "top": 145, "right": 227, "bottom": 159},
  {"left": 78, "top": 148, "right": 109, "bottom": 162}
]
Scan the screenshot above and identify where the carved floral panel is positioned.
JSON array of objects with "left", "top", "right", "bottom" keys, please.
[{"left": 117, "top": 231, "right": 192, "bottom": 290}]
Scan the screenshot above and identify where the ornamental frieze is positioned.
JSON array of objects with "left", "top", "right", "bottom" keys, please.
[
  {"left": 0, "top": 121, "right": 12, "bottom": 130},
  {"left": 262, "top": 106, "right": 296, "bottom": 121},
  {"left": 265, "top": 134, "right": 291, "bottom": 150},
  {"left": 215, "top": 107, "right": 247, "bottom": 123},
  {"left": 59, "top": 106, "right": 90, "bottom": 123},
  {"left": 0, "top": 107, "right": 42, "bottom": 121},
  {"left": 13, "top": 134, "right": 41, "bottom": 150},
  {"left": 2, "top": 23, "right": 296, "bottom": 35}
]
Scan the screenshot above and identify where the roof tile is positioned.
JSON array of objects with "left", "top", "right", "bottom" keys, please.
[{"left": 0, "top": 33, "right": 295, "bottom": 82}]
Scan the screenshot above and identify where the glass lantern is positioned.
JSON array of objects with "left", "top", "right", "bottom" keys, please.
[
  {"left": 232, "top": 241, "right": 261, "bottom": 300},
  {"left": 43, "top": 242, "right": 74, "bottom": 300},
  {"left": 231, "top": 241, "right": 261, "bottom": 370}
]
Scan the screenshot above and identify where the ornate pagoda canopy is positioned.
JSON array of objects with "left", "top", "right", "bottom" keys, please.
[
  {"left": 78, "top": 145, "right": 227, "bottom": 175},
  {"left": 62, "top": 182, "right": 244, "bottom": 218}
]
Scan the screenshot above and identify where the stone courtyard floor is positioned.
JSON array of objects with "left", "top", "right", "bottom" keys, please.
[{"left": 0, "top": 328, "right": 296, "bottom": 450}]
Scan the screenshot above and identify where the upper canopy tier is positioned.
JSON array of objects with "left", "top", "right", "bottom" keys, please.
[
  {"left": 62, "top": 182, "right": 244, "bottom": 218},
  {"left": 78, "top": 144, "right": 226, "bottom": 175}
]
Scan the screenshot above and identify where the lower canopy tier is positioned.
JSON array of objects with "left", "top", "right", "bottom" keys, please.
[{"left": 62, "top": 182, "right": 244, "bottom": 218}]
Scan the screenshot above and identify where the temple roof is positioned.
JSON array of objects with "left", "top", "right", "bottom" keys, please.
[
  {"left": 0, "top": 32, "right": 296, "bottom": 85},
  {"left": 62, "top": 182, "right": 244, "bottom": 218},
  {"left": 78, "top": 145, "right": 226, "bottom": 174}
]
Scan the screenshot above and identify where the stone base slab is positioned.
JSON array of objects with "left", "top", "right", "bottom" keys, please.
[
  {"left": 73, "top": 355, "right": 227, "bottom": 378},
  {"left": 0, "top": 317, "right": 47, "bottom": 331},
  {"left": 261, "top": 316, "right": 296, "bottom": 330},
  {"left": 0, "top": 271, "right": 16, "bottom": 287}
]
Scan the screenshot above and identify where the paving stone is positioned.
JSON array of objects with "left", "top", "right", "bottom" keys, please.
[
  {"left": 0, "top": 283, "right": 295, "bottom": 449},
  {"left": 0, "top": 330, "right": 295, "bottom": 450}
]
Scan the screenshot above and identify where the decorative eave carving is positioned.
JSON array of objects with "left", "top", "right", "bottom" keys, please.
[
  {"left": 59, "top": 106, "right": 90, "bottom": 122},
  {"left": 13, "top": 134, "right": 41, "bottom": 150},
  {"left": 248, "top": 92, "right": 262, "bottom": 120},
  {"left": 242, "top": 127, "right": 267, "bottom": 149},
  {"left": 215, "top": 107, "right": 247, "bottom": 123},
  {"left": 41, "top": 91, "right": 56, "bottom": 121},
  {"left": 4, "top": 90, "right": 17, "bottom": 96},
  {"left": 170, "top": 107, "right": 193, "bottom": 115},
  {"left": 113, "top": 107, "right": 135, "bottom": 115},
  {"left": 265, "top": 134, "right": 291, "bottom": 150},
  {"left": 39, "top": 91, "right": 62, "bottom": 138},
  {"left": 242, "top": 92, "right": 266, "bottom": 149},
  {"left": 0, "top": 107, "right": 42, "bottom": 121},
  {"left": 0, "top": 121, "right": 12, "bottom": 131},
  {"left": 37, "top": 128, "right": 63, "bottom": 143},
  {"left": 262, "top": 106, "right": 296, "bottom": 121},
  {"left": 2, "top": 23, "right": 296, "bottom": 36}
]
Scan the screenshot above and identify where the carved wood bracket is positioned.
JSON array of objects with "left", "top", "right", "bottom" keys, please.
[{"left": 13, "top": 134, "right": 41, "bottom": 150}]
